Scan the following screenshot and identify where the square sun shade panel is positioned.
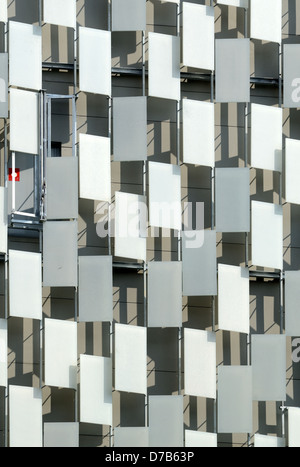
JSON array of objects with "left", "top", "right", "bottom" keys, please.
[
  {"left": 46, "top": 157, "right": 78, "bottom": 220},
  {"left": 182, "top": 4, "right": 214, "bottom": 71},
  {"left": 148, "top": 32, "right": 181, "bottom": 101},
  {"left": 115, "top": 192, "right": 147, "bottom": 262},
  {"left": 114, "top": 428, "right": 149, "bottom": 448},
  {"left": 79, "top": 27, "right": 111, "bottom": 96},
  {"left": 9, "top": 21, "right": 42, "bottom": 91},
  {"left": 250, "top": 0, "right": 282, "bottom": 44},
  {"left": 215, "top": 168, "right": 250, "bottom": 232},
  {"left": 0, "top": 54, "right": 8, "bottom": 119},
  {"left": 43, "top": 220, "right": 78, "bottom": 287},
  {"left": 182, "top": 99, "right": 214, "bottom": 167},
  {"left": 112, "top": 0, "right": 146, "bottom": 31},
  {"left": 0, "top": 1, "right": 7, "bottom": 23},
  {"left": 215, "top": 39, "right": 250, "bottom": 103},
  {"left": 218, "top": 366, "right": 253, "bottom": 434},
  {"left": 43, "top": 0, "right": 76, "bottom": 29},
  {"left": 285, "top": 139, "right": 300, "bottom": 205},
  {"left": 254, "top": 435, "right": 285, "bottom": 448},
  {"left": 218, "top": 264, "right": 249, "bottom": 335},
  {"left": 115, "top": 324, "right": 147, "bottom": 395},
  {"left": 0, "top": 319, "right": 7, "bottom": 387},
  {"left": 251, "top": 201, "right": 283, "bottom": 271},
  {"left": 251, "top": 104, "right": 282, "bottom": 173},
  {"left": 113, "top": 97, "right": 147, "bottom": 162},
  {"left": 283, "top": 45, "right": 300, "bottom": 109},
  {"left": 184, "top": 329, "right": 216, "bottom": 399},
  {"left": 44, "top": 423, "right": 79, "bottom": 448},
  {"left": 79, "top": 256, "right": 113, "bottom": 323},
  {"left": 288, "top": 408, "right": 300, "bottom": 448},
  {"left": 9, "top": 250, "right": 42, "bottom": 320},
  {"left": 185, "top": 431, "right": 218, "bottom": 448},
  {"left": 217, "top": 0, "right": 248, "bottom": 7},
  {"left": 79, "top": 134, "right": 111, "bottom": 202},
  {"left": 149, "top": 162, "right": 181, "bottom": 231},
  {"left": 149, "top": 396, "right": 183, "bottom": 447},
  {"left": 80, "top": 355, "right": 112, "bottom": 426},
  {"left": 182, "top": 230, "right": 217, "bottom": 297},
  {"left": 10, "top": 88, "right": 39, "bottom": 155},
  {"left": 45, "top": 318, "right": 77, "bottom": 390},
  {"left": 252, "top": 335, "right": 286, "bottom": 402},
  {"left": 285, "top": 271, "right": 300, "bottom": 337},
  {"left": 9, "top": 386, "right": 43, "bottom": 448},
  {"left": 0, "top": 187, "right": 7, "bottom": 254},
  {"left": 147, "top": 261, "right": 182, "bottom": 328}
]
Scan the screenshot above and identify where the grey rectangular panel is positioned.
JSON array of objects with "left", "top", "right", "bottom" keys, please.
[
  {"left": 44, "top": 423, "right": 79, "bottom": 448},
  {"left": 182, "top": 230, "right": 217, "bottom": 296},
  {"left": 216, "top": 168, "right": 250, "bottom": 232},
  {"left": 46, "top": 157, "right": 78, "bottom": 220},
  {"left": 112, "top": 0, "right": 146, "bottom": 31},
  {"left": 148, "top": 261, "right": 182, "bottom": 328},
  {"left": 0, "top": 54, "right": 8, "bottom": 118},
  {"left": 79, "top": 256, "right": 113, "bottom": 323},
  {"left": 285, "top": 271, "right": 300, "bottom": 337},
  {"left": 215, "top": 39, "right": 250, "bottom": 103},
  {"left": 113, "top": 97, "right": 147, "bottom": 161},
  {"left": 114, "top": 428, "right": 149, "bottom": 447},
  {"left": 149, "top": 396, "right": 183, "bottom": 447},
  {"left": 43, "top": 221, "right": 78, "bottom": 287},
  {"left": 252, "top": 335, "right": 286, "bottom": 402},
  {"left": 218, "top": 366, "right": 252, "bottom": 434},
  {"left": 284, "top": 45, "right": 300, "bottom": 108}
]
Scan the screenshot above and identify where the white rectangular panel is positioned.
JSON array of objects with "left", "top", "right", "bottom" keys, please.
[
  {"left": 115, "top": 192, "right": 147, "bottom": 261},
  {"left": 44, "top": 423, "right": 79, "bottom": 448},
  {"left": 252, "top": 335, "right": 286, "bottom": 402},
  {"left": 0, "top": 54, "right": 8, "bottom": 118},
  {"left": 285, "top": 271, "right": 300, "bottom": 337},
  {"left": 251, "top": 201, "right": 283, "bottom": 270},
  {"left": 251, "top": 104, "right": 282, "bottom": 172},
  {"left": 218, "top": 0, "right": 248, "bottom": 7},
  {"left": 285, "top": 139, "right": 300, "bottom": 205},
  {"left": 114, "top": 428, "right": 149, "bottom": 448},
  {"left": 44, "top": 0, "right": 76, "bottom": 29},
  {"left": 10, "top": 88, "right": 39, "bottom": 155},
  {"left": 149, "top": 396, "right": 183, "bottom": 447},
  {"left": 0, "top": 0, "right": 7, "bottom": 23},
  {"left": 250, "top": 0, "right": 282, "bottom": 44},
  {"left": 182, "top": 4, "right": 214, "bottom": 71},
  {"left": 149, "top": 162, "right": 181, "bottom": 231},
  {"left": 79, "top": 27, "right": 111, "bottom": 96},
  {"left": 115, "top": 324, "right": 147, "bottom": 395},
  {"left": 80, "top": 355, "right": 112, "bottom": 426},
  {"left": 254, "top": 434, "right": 285, "bottom": 448},
  {"left": 218, "top": 366, "right": 253, "bottom": 434},
  {"left": 0, "top": 319, "right": 7, "bottom": 387},
  {"left": 45, "top": 319, "right": 77, "bottom": 390},
  {"left": 184, "top": 329, "right": 216, "bottom": 399},
  {"left": 79, "top": 134, "right": 111, "bottom": 202},
  {"left": 148, "top": 33, "right": 180, "bottom": 101},
  {"left": 112, "top": 0, "right": 146, "bottom": 31},
  {"left": 9, "top": 386, "right": 42, "bottom": 448},
  {"left": 9, "top": 250, "right": 42, "bottom": 320},
  {"left": 9, "top": 21, "right": 42, "bottom": 91},
  {"left": 0, "top": 187, "right": 7, "bottom": 254},
  {"left": 185, "top": 431, "right": 217, "bottom": 448},
  {"left": 288, "top": 408, "right": 300, "bottom": 448},
  {"left": 182, "top": 99, "right": 214, "bottom": 167},
  {"left": 218, "top": 264, "right": 249, "bottom": 335}
]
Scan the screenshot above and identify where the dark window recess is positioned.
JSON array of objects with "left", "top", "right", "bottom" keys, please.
[{"left": 51, "top": 142, "right": 62, "bottom": 158}]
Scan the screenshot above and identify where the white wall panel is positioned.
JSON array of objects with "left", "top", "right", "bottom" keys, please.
[
  {"left": 45, "top": 319, "right": 77, "bottom": 390},
  {"left": 44, "top": 0, "right": 76, "bottom": 29},
  {"left": 218, "top": 264, "right": 249, "bottom": 335},
  {"left": 79, "top": 27, "right": 111, "bottom": 96},
  {"left": 218, "top": 0, "right": 248, "bottom": 7},
  {"left": 0, "top": 53, "right": 8, "bottom": 118},
  {"left": 115, "top": 324, "right": 147, "bottom": 395},
  {"left": 9, "top": 21, "right": 42, "bottom": 91},
  {"left": 148, "top": 33, "right": 180, "bottom": 101},
  {"left": 114, "top": 428, "right": 149, "bottom": 447},
  {"left": 9, "top": 386, "right": 42, "bottom": 448},
  {"left": 285, "top": 271, "right": 300, "bottom": 337},
  {"left": 9, "top": 250, "right": 42, "bottom": 320},
  {"left": 182, "top": 100, "right": 214, "bottom": 167},
  {"left": 0, "top": 187, "right": 7, "bottom": 254},
  {"left": 112, "top": 0, "right": 146, "bottom": 31},
  {"left": 288, "top": 408, "right": 300, "bottom": 448},
  {"left": 251, "top": 104, "right": 282, "bottom": 173},
  {"left": 149, "top": 162, "right": 181, "bottom": 231},
  {"left": 185, "top": 431, "right": 217, "bottom": 448},
  {"left": 0, "top": 319, "right": 7, "bottom": 387},
  {"left": 182, "top": 4, "right": 214, "bottom": 71},
  {"left": 10, "top": 89, "right": 39, "bottom": 155},
  {"left": 80, "top": 355, "right": 112, "bottom": 426},
  {"left": 285, "top": 138, "right": 300, "bottom": 205},
  {"left": 44, "top": 423, "right": 79, "bottom": 448},
  {"left": 115, "top": 192, "right": 147, "bottom": 261},
  {"left": 184, "top": 329, "right": 216, "bottom": 399},
  {"left": 251, "top": 201, "right": 283, "bottom": 270},
  {"left": 0, "top": 0, "right": 7, "bottom": 23},
  {"left": 79, "top": 134, "right": 111, "bottom": 202},
  {"left": 149, "top": 396, "right": 183, "bottom": 447},
  {"left": 254, "top": 434, "right": 285, "bottom": 448},
  {"left": 250, "top": 0, "right": 282, "bottom": 44}
]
